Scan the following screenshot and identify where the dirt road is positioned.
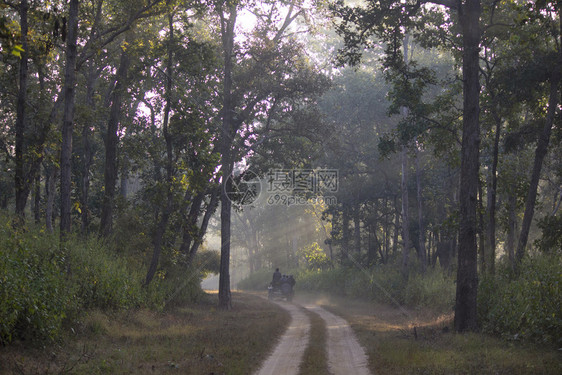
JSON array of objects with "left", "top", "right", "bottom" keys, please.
[
  {"left": 254, "top": 302, "right": 310, "bottom": 375},
  {"left": 306, "top": 305, "right": 371, "bottom": 375},
  {"left": 254, "top": 299, "right": 371, "bottom": 375}
]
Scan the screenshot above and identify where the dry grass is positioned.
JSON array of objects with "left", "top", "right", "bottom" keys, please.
[
  {"left": 0, "top": 292, "right": 290, "bottom": 375},
  {"left": 311, "top": 293, "right": 562, "bottom": 375}
]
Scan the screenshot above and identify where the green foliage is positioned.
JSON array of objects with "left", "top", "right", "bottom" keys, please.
[
  {"left": 535, "top": 214, "right": 562, "bottom": 254},
  {"left": 0, "top": 225, "right": 76, "bottom": 343},
  {"left": 478, "top": 255, "right": 562, "bottom": 346},
  {"left": 297, "top": 242, "right": 332, "bottom": 271},
  {"left": 0, "top": 233, "right": 145, "bottom": 344},
  {"left": 0, "top": 213, "right": 164, "bottom": 344},
  {"left": 65, "top": 237, "right": 144, "bottom": 310}
]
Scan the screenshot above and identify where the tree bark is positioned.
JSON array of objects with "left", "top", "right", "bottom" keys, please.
[
  {"left": 145, "top": 14, "right": 175, "bottom": 286},
  {"left": 454, "top": 0, "right": 481, "bottom": 333},
  {"left": 415, "top": 147, "right": 427, "bottom": 272},
  {"left": 506, "top": 191, "right": 517, "bottom": 271},
  {"left": 99, "top": 45, "right": 130, "bottom": 237},
  {"left": 179, "top": 192, "right": 204, "bottom": 255},
  {"left": 185, "top": 190, "right": 220, "bottom": 265},
  {"left": 393, "top": 194, "right": 400, "bottom": 257},
  {"left": 478, "top": 177, "right": 486, "bottom": 273},
  {"left": 60, "top": 0, "right": 80, "bottom": 238},
  {"left": 341, "top": 203, "right": 350, "bottom": 260},
  {"left": 218, "top": 3, "right": 237, "bottom": 310},
  {"left": 486, "top": 113, "right": 501, "bottom": 275},
  {"left": 14, "top": 0, "right": 29, "bottom": 218},
  {"left": 400, "top": 145, "right": 410, "bottom": 277},
  {"left": 353, "top": 206, "right": 361, "bottom": 253},
  {"left": 45, "top": 165, "right": 56, "bottom": 233},
  {"left": 33, "top": 172, "right": 40, "bottom": 223},
  {"left": 81, "top": 65, "right": 98, "bottom": 233}
]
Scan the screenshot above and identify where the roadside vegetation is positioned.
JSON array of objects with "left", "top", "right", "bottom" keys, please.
[
  {"left": 322, "top": 295, "right": 562, "bottom": 375},
  {"left": 0, "top": 292, "right": 289, "bottom": 374},
  {"left": 239, "top": 256, "right": 561, "bottom": 347},
  {"left": 0, "top": 213, "right": 217, "bottom": 346}
]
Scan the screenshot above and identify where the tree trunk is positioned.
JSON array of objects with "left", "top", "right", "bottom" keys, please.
[
  {"left": 353, "top": 206, "right": 361, "bottom": 253},
  {"left": 400, "top": 145, "right": 410, "bottom": 277},
  {"left": 506, "top": 191, "right": 517, "bottom": 271},
  {"left": 33, "top": 172, "right": 40, "bottom": 223},
  {"left": 486, "top": 114, "right": 501, "bottom": 274},
  {"left": 145, "top": 14, "right": 175, "bottom": 286},
  {"left": 145, "top": 200, "right": 173, "bottom": 286},
  {"left": 384, "top": 202, "right": 390, "bottom": 263},
  {"left": 341, "top": 203, "right": 350, "bottom": 260},
  {"left": 45, "top": 165, "right": 56, "bottom": 233},
  {"left": 454, "top": 0, "right": 481, "bottom": 333},
  {"left": 81, "top": 66, "right": 97, "bottom": 233},
  {"left": 14, "top": 0, "right": 29, "bottom": 218},
  {"left": 100, "top": 45, "right": 131, "bottom": 237},
  {"left": 60, "top": 0, "right": 80, "bottom": 238},
  {"left": 393, "top": 194, "right": 400, "bottom": 256},
  {"left": 218, "top": 4, "right": 237, "bottom": 311},
  {"left": 219, "top": 173, "right": 233, "bottom": 310},
  {"left": 186, "top": 190, "right": 220, "bottom": 266},
  {"left": 179, "top": 192, "right": 204, "bottom": 255},
  {"left": 478, "top": 177, "right": 486, "bottom": 273},
  {"left": 120, "top": 169, "right": 128, "bottom": 198},
  {"left": 516, "top": 45, "right": 561, "bottom": 263},
  {"left": 415, "top": 147, "right": 427, "bottom": 272}
]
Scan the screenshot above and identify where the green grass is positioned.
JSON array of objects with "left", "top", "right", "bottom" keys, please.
[{"left": 0, "top": 292, "right": 290, "bottom": 375}]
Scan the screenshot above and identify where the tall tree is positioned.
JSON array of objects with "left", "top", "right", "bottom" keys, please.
[
  {"left": 516, "top": 6, "right": 562, "bottom": 264},
  {"left": 145, "top": 12, "right": 175, "bottom": 286},
  {"left": 99, "top": 39, "right": 131, "bottom": 237},
  {"left": 332, "top": 0, "right": 481, "bottom": 331},
  {"left": 217, "top": 1, "right": 236, "bottom": 310},
  {"left": 454, "top": 0, "right": 481, "bottom": 333},
  {"left": 60, "top": 0, "right": 80, "bottom": 237},
  {"left": 14, "top": 0, "right": 29, "bottom": 218}
]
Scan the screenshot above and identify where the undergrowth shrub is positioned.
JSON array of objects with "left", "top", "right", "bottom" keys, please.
[
  {"left": 479, "top": 254, "right": 562, "bottom": 347},
  {"left": 238, "top": 261, "right": 455, "bottom": 311},
  {"left": 0, "top": 214, "right": 161, "bottom": 344},
  {"left": 0, "top": 227, "right": 76, "bottom": 343},
  {"left": 294, "top": 262, "right": 455, "bottom": 310},
  {"left": 65, "top": 236, "right": 144, "bottom": 310}
]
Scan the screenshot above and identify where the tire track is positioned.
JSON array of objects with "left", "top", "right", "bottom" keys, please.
[
  {"left": 254, "top": 301, "right": 310, "bottom": 375},
  {"left": 305, "top": 305, "right": 372, "bottom": 375}
]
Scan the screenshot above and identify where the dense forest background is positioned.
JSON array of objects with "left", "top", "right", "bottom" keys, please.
[{"left": 0, "top": 0, "right": 560, "bottom": 348}]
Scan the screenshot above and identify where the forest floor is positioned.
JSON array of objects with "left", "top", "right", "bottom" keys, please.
[
  {"left": 297, "top": 292, "right": 562, "bottom": 375},
  {"left": 1, "top": 291, "right": 560, "bottom": 375},
  {"left": 0, "top": 292, "right": 290, "bottom": 375}
]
